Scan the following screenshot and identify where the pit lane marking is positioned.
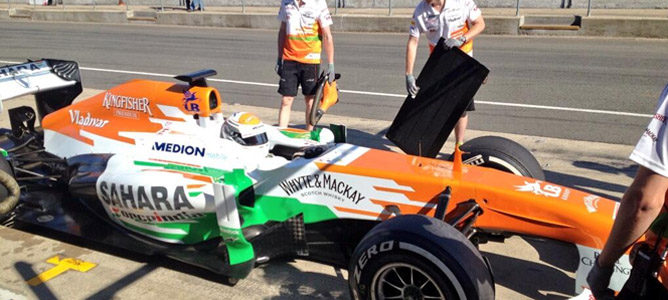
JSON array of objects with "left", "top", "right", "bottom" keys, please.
[
  {"left": 0, "top": 60, "right": 652, "bottom": 119},
  {"left": 26, "top": 256, "right": 96, "bottom": 286}
]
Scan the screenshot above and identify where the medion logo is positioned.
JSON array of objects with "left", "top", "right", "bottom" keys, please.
[
  {"left": 152, "top": 142, "right": 206, "bottom": 157},
  {"left": 99, "top": 181, "right": 195, "bottom": 211},
  {"left": 69, "top": 110, "right": 109, "bottom": 128},
  {"left": 102, "top": 92, "right": 153, "bottom": 115}
]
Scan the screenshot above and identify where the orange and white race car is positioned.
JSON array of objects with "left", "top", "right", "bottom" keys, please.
[{"left": 0, "top": 55, "right": 665, "bottom": 299}]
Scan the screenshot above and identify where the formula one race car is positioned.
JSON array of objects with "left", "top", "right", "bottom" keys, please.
[{"left": 0, "top": 56, "right": 665, "bottom": 300}]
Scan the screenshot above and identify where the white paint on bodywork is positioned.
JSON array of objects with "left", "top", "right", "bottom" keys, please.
[{"left": 574, "top": 244, "right": 631, "bottom": 293}]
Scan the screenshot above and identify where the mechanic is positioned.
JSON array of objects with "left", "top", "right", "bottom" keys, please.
[
  {"left": 587, "top": 84, "right": 668, "bottom": 299},
  {"left": 276, "top": 0, "right": 335, "bottom": 131},
  {"left": 405, "top": 0, "right": 485, "bottom": 148}
]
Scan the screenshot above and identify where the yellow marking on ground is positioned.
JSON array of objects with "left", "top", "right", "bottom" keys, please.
[{"left": 26, "top": 256, "right": 96, "bottom": 286}]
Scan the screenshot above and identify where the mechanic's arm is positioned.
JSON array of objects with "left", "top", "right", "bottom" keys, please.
[
  {"left": 597, "top": 165, "right": 668, "bottom": 268},
  {"left": 463, "top": 16, "right": 485, "bottom": 41},
  {"left": 405, "top": 35, "right": 419, "bottom": 75},
  {"left": 321, "top": 25, "right": 334, "bottom": 65},
  {"left": 277, "top": 22, "right": 286, "bottom": 60}
]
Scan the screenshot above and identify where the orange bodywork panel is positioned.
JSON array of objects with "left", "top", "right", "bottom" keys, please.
[
  {"left": 42, "top": 79, "right": 222, "bottom": 146},
  {"left": 319, "top": 147, "right": 616, "bottom": 250}
]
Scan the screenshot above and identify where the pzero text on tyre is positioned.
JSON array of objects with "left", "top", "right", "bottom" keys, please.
[{"left": 348, "top": 214, "right": 494, "bottom": 300}]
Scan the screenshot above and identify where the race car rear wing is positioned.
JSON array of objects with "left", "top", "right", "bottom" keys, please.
[{"left": 0, "top": 59, "right": 82, "bottom": 121}]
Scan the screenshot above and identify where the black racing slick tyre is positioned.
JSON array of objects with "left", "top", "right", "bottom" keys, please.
[
  {"left": 459, "top": 136, "right": 545, "bottom": 180},
  {"left": 0, "top": 155, "right": 19, "bottom": 224},
  {"left": 348, "top": 215, "right": 494, "bottom": 300}
]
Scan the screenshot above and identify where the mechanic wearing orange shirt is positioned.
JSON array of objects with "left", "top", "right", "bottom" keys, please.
[
  {"left": 405, "top": 0, "right": 485, "bottom": 147},
  {"left": 276, "top": 0, "right": 335, "bottom": 131}
]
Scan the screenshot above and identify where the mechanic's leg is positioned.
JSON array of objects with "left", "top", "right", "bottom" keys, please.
[
  {"left": 304, "top": 95, "right": 315, "bottom": 131},
  {"left": 454, "top": 115, "right": 468, "bottom": 146},
  {"left": 279, "top": 96, "right": 294, "bottom": 128}
]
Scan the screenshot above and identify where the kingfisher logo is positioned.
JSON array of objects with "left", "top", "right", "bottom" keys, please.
[
  {"left": 152, "top": 142, "right": 205, "bottom": 157},
  {"left": 183, "top": 90, "right": 200, "bottom": 112}
]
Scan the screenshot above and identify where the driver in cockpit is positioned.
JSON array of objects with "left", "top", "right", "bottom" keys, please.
[{"left": 220, "top": 112, "right": 271, "bottom": 159}]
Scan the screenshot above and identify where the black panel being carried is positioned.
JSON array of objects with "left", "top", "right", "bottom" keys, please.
[{"left": 386, "top": 38, "right": 489, "bottom": 158}]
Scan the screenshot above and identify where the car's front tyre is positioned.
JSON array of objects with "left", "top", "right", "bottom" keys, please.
[{"left": 348, "top": 215, "right": 494, "bottom": 300}]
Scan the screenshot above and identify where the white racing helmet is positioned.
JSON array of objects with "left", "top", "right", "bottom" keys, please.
[{"left": 221, "top": 112, "right": 270, "bottom": 158}]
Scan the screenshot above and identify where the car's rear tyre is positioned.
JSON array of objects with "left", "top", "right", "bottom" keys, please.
[
  {"left": 0, "top": 155, "right": 19, "bottom": 225},
  {"left": 458, "top": 136, "right": 545, "bottom": 180},
  {"left": 348, "top": 215, "right": 494, "bottom": 300}
]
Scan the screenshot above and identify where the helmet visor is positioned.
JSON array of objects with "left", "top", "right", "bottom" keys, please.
[{"left": 241, "top": 133, "right": 268, "bottom": 146}]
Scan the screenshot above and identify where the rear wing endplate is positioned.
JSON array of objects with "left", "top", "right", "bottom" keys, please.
[{"left": 0, "top": 59, "right": 82, "bottom": 120}]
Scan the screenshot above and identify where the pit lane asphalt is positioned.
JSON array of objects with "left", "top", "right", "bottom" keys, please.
[
  {"left": 0, "top": 87, "right": 636, "bottom": 299},
  {"left": 1, "top": 21, "right": 668, "bottom": 145}
]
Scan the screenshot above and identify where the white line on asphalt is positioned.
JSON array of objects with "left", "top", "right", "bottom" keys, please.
[{"left": 0, "top": 60, "right": 653, "bottom": 119}]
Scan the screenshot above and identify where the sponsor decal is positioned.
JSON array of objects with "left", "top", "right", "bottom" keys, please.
[
  {"left": 102, "top": 92, "right": 153, "bottom": 116},
  {"left": 279, "top": 173, "right": 366, "bottom": 204},
  {"left": 354, "top": 240, "right": 395, "bottom": 283},
  {"left": 654, "top": 113, "right": 666, "bottom": 123},
  {"left": 113, "top": 109, "right": 139, "bottom": 119},
  {"left": 515, "top": 180, "right": 562, "bottom": 198},
  {"left": 584, "top": 194, "right": 600, "bottom": 213},
  {"left": 111, "top": 208, "right": 205, "bottom": 224},
  {"left": 152, "top": 142, "right": 206, "bottom": 157},
  {"left": 0, "top": 62, "right": 41, "bottom": 79},
  {"left": 99, "top": 181, "right": 195, "bottom": 211},
  {"left": 183, "top": 90, "right": 200, "bottom": 112},
  {"left": 644, "top": 127, "right": 659, "bottom": 142},
  {"left": 69, "top": 110, "right": 109, "bottom": 128},
  {"left": 560, "top": 188, "right": 571, "bottom": 200},
  {"left": 575, "top": 244, "right": 631, "bottom": 293}
]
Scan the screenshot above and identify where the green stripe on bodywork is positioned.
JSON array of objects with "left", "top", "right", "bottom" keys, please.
[
  {"left": 279, "top": 128, "right": 322, "bottom": 142},
  {"left": 239, "top": 195, "right": 337, "bottom": 227},
  {"left": 120, "top": 213, "right": 218, "bottom": 244},
  {"left": 221, "top": 169, "right": 255, "bottom": 265},
  {"left": 0, "top": 149, "right": 7, "bottom": 158},
  {"left": 134, "top": 161, "right": 227, "bottom": 182}
]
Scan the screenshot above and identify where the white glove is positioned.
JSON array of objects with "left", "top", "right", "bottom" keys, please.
[{"left": 445, "top": 36, "right": 467, "bottom": 49}]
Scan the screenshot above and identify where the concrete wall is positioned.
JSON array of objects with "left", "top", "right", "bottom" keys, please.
[
  {"left": 14, "top": 0, "right": 668, "bottom": 9},
  {"left": 580, "top": 17, "right": 668, "bottom": 38},
  {"left": 30, "top": 10, "right": 128, "bottom": 22}
]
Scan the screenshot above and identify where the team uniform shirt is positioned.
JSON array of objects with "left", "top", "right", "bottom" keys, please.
[
  {"left": 278, "top": 0, "right": 333, "bottom": 64},
  {"left": 630, "top": 84, "right": 668, "bottom": 178},
  {"left": 409, "top": 0, "right": 481, "bottom": 55}
]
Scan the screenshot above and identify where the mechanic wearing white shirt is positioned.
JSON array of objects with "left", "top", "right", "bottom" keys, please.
[
  {"left": 405, "top": 0, "right": 485, "bottom": 147},
  {"left": 587, "top": 84, "right": 668, "bottom": 299}
]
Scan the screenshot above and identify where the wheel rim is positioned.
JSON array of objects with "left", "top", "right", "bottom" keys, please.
[{"left": 371, "top": 262, "right": 446, "bottom": 300}]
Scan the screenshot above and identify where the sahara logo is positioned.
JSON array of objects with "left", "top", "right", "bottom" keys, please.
[
  {"left": 152, "top": 142, "right": 206, "bottom": 157},
  {"left": 99, "top": 181, "right": 195, "bottom": 211},
  {"left": 183, "top": 90, "right": 200, "bottom": 112},
  {"left": 102, "top": 92, "right": 153, "bottom": 116},
  {"left": 0, "top": 62, "right": 42, "bottom": 79},
  {"left": 279, "top": 173, "right": 366, "bottom": 204},
  {"left": 583, "top": 194, "right": 600, "bottom": 213},
  {"left": 515, "top": 180, "right": 562, "bottom": 198},
  {"left": 68, "top": 110, "right": 109, "bottom": 128}
]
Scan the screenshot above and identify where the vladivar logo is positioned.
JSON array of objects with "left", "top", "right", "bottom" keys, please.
[{"left": 68, "top": 110, "right": 109, "bottom": 128}]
